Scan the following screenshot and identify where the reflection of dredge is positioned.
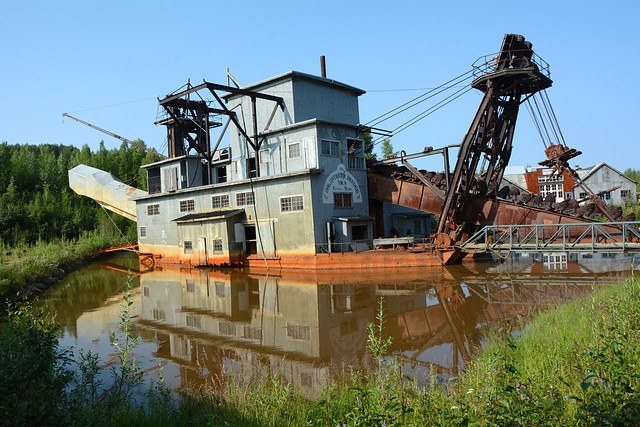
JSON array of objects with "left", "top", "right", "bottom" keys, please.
[{"left": 128, "top": 263, "right": 620, "bottom": 394}]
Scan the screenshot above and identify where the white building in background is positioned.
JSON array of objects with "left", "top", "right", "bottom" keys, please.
[{"left": 572, "top": 163, "right": 636, "bottom": 205}]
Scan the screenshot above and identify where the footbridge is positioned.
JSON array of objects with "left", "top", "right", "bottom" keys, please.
[{"left": 457, "top": 221, "right": 640, "bottom": 256}]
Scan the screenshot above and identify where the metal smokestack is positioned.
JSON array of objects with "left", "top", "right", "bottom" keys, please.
[{"left": 321, "top": 56, "right": 326, "bottom": 78}]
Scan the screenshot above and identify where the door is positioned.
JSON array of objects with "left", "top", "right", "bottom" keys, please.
[
  {"left": 197, "top": 236, "right": 207, "bottom": 266},
  {"left": 245, "top": 225, "right": 257, "bottom": 255}
]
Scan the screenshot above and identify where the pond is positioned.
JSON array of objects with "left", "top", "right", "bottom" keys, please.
[{"left": 40, "top": 251, "right": 636, "bottom": 397}]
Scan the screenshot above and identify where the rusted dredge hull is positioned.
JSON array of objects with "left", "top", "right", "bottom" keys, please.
[{"left": 368, "top": 172, "right": 609, "bottom": 230}]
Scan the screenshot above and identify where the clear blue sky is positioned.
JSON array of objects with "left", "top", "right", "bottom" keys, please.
[{"left": 1, "top": 0, "right": 638, "bottom": 174}]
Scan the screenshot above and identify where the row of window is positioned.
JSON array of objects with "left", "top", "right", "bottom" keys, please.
[
  {"left": 260, "top": 142, "right": 301, "bottom": 164},
  {"left": 182, "top": 239, "right": 223, "bottom": 253},
  {"left": 147, "top": 192, "right": 312, "bottom": 216}
]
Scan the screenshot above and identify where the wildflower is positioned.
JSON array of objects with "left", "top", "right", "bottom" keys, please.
[
  {"left": 474, "top": 405, "right": 477, "bottom": 415},
  {"left": 382, "top": 421, "right": 387, "bottom": 427},
  {"left": 357, "top": 396, "right": 361, "bottom": 405},
  {"left": 451, "top": 406, "right": 459, "bottom": 410},
  {"left": 467, "top": 388, "right": 475, "bottom": 394}
]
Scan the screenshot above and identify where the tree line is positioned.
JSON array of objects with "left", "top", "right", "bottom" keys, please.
[{"left": 0, "top": 141, "right": 157, "bottom": 248}]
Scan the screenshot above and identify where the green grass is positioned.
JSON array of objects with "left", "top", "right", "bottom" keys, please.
[{"left": 0, "top": 230, "right": 128, "bottom": 300}]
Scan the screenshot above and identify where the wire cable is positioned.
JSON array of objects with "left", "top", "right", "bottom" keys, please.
[
  {"left": 371, "top": 85, "right": 473, "bottom": 146},
  {"left": 365, "top": 69, "right": 475, "bottom": 127}
]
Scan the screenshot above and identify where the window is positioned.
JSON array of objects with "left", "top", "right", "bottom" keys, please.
[
  {"left": 621, "top": 190, "right": 631, "bottom": 198},
  {"left": 599, "top": 192, "right": 611, "bottom": 201},
  {"left": 186, "top": 315, "right": 201, "bottom": 328},
  {"left": 260, "top": 149, "right": 270, "bottom": 164},
  {"left": 579, "top": 192, "right": 588, "bottom": 199},
  {"left": 186, "top": 280, "right": 195, "bottom": 292},
  {"left": 280, "top": 195, "right": 304, "bottom": 212},
  {"left": 213, "top": 238, "right": 223, "bottom": 252},
  {"left": 180, "top": 199, "right": 195, "bottom": 212},
  {"left": 143, "top": 287, "right": 150, "bottom": 297},
  {"left": 215, "top": 281, "right": 225, "bottom": 297},
  {"left": 147, "top": 204, "right": 160, "bottom": 215},
  {"left": 236, "top": 191, "right": 255, "bottom": 206},
  {"left": 347, "top": 139, "right": 365, "bottom": 170},
  {"left": 414, "top": 219, "right": 422, "bottom": 233},
  {"left": 139, "top": 226, "right": 147, "bottom": 238},
  {"left": 287, "top": 323, "right": 311, "bottom": 340},
  {"left": 212, "top": 194, "right": 230, "bottom": 209},
  {"left": 217, "top": 166, "right": 227, "bottom": 183},
  {"left": 184, "top": 240, "right": 193, "bottom": 254},
  {"left": 243, "top": 326, "right": 261, "bottom": 340},
  {"left": 340, "top": 318, "right": 359, "bottom": 336},
  {"left": 538, "top": 174, "right": 563, "bottom": 183},
  {"left": 247, "top": 157, "right": 257, "bottom": 178},
  {"left": 152, "top": 309, "right": 166, "bottom": 321},
  {"left": 334, "top": 193, "right": 352, "bottom": 208},
  {"left": 565, "top": 192, "right": 573, "bottom": 200},
  {"left": 288, "top": 142, "right": 301, "bottom": 158},
  {"left": 321, "top": 139, "right": 340, "bottom": 156},
  {"left": 219, "top": 322, "right": 236, "bottom": 336},
  {"left": 351, "top": 225, "right": 368, "bottom": 241},
  {"left": 147, "top": 168, "right": 161, "bottom": 194}
]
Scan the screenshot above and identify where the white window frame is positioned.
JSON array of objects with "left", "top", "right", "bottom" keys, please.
[
  {"left": 147, "top": 204, "right": 160, "bottom": 216},
  {"left": 139, "top": 226, "right": 147, "bottom": 238},
  {"left": 179, "top": 198, "right": 195, "bottom": 213},
  {"left": 212, "top": 193, "right": 230, "bottom": 209},
  {"left": 236, "top": 191, "right": 255, "bottom": 206},
  {"left": 184, "top": 240, "right": 193, "bottom": 254},
  {"left": 260, "top": 149, "right": 270, "bottom": 164},
  {"left": 213, "top": 238, "right": 223, "bottom": 252},
  {"left": 280, "top": 195, "right": 304, "bottom": 213},
  {"left": 288, "top": 142, "right": 301, "bottom": 158}
]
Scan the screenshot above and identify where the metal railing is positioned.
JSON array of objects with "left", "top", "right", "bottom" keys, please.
[
  {"left": 459, "top": 221, "right": 640, "bottom": 254},
  {"left": 471, "top": 51, "right": 550, "bottom": 80},
  {"left": 348, "top": 155, "right": 365, "bottom": 170},
  {"left": 316, "top": 237, "right": 432, "bottom": 254}
]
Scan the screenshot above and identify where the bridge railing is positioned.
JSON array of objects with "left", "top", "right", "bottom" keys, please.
[
  {"left": 316, "top": 237, "right": 432, "bottom": 254},
  {"left": 459, "top": 221, "right": 640, "bottom": 254}
]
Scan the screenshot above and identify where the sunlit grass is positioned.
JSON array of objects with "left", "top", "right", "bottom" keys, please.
[{"left": 0, "top": 231, "right": 128, "bottom": 300}]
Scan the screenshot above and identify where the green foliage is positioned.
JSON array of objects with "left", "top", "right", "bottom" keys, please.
[
  {"left": 0, "top": 301, "right": 73, "bottom": 425},
  {"left": 107, "top": 276, "right": 144, "bottom": 411},
  {"left": 364, "top": 132, "right": 376, "bottom": 160},
  {"left": 0, "top": 141, "right": 156, "bottom": 248},
  {"left": 624, "top": 168, "right": 640, "bottom": 192},
  {"left": 380, "top": 139, "right": 397, "bottom": 160}
]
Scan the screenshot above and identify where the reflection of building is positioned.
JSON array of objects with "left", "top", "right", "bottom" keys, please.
[
  {"left": 45, "top": 252, "right": 635, "bottom": 398},
  {"left": 138, "top": 268, "right": 378, "bottom": 395},
  {"left": 132, "top": 261, "right": 630, "bottom": 394}
]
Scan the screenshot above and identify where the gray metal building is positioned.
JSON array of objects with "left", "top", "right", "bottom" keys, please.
[{"left": 134, "top": 71, "right": 373, "bottom": 265}]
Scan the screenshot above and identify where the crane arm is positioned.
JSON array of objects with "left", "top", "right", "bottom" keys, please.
[{"left": 62, "top": 113, "right": 167, "bottom": 159}]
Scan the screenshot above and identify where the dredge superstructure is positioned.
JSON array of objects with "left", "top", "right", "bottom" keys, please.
[{"left": 69, "top": 34, "right": 633, "bottom": 268}]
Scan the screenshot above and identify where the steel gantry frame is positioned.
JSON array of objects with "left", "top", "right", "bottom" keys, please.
[
  {"left": 156, "top": 80, "right": 285, "bottom": 182},
  {"left": 434, "top": 34, "right": 553, "bottom": 262}
]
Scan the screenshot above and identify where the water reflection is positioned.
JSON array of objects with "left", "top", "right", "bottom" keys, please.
[{"left": 41, "top": 253, "right": 636, "bottom": 396}]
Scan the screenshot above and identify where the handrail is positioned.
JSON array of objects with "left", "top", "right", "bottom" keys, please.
[{"left": 459, "top": 221, "right": 640, "bottom": 254}]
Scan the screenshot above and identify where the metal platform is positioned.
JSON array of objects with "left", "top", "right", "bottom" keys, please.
[{"left": 459, "top": 221, "right": 640, "bottom": 255}]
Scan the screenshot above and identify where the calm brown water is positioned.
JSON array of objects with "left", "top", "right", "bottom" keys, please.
[{"left": 40, "top": 252, "right": 636, "bottom": 396}]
